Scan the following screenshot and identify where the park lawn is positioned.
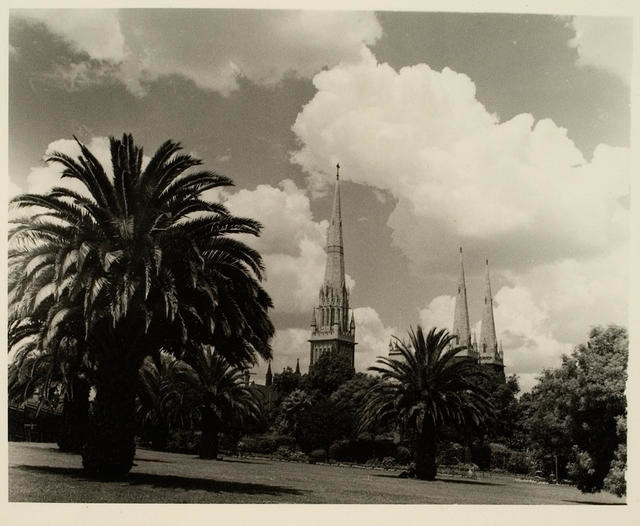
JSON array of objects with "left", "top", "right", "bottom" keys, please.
[{"left": 8, "top": 442, "right": 625, "bottom": 504}]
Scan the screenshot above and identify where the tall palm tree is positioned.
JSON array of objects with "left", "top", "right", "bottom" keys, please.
[
  {"left": 360, "top": 326, "right": 493, "bottom": 480},
  {"left": 178, "top": 346, "right": 263, "bottom": 459},
  {"left": 9, "top": 134, "right": 274, "bottom": 478}
]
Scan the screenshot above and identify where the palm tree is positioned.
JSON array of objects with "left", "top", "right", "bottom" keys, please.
[
  {"left": 9, "top": 134, "right": 274, "bottom": 478},
  {"left": 7, "top": 299, "right": 91, "bottom": 453},
  {"left": 179, "top": 346, "right": 263, "bottom": 459},
  {"left": 360, "top": 326, "right": 493, "bottom": 480},
  {"left": 136, "top": 352, "right": 190, "bottom": 451}
]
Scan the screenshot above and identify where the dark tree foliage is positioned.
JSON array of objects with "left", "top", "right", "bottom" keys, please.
[
  {"left": 272, "top": 366, "right": 304, "bottom": 398},
  {"left": 330, "top": 373, "right": 381, "bottom": 439},
  {"left": 522, "top": 325, "right": 627, "bottom": 493},
  {"left": 307, "top": 350, "right": 355, "bottom": 395}
]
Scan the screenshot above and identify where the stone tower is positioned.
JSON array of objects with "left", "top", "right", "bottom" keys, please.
[
  {"left": 478, "top": 259, "right": 504, "bottom": 377},
  {"left": 451, "top": 247, "right": 476, "bottom": 358},
  {"left": 309, "top": 164, "right": 356, "bottom": 370}
]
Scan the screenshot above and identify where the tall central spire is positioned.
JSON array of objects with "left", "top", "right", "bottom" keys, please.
[
  {"left": 479, "top": 259, "right": 498, "bottom": 360},
  {"left": 323, "top": 163, "right": 345, "bottom": 290},
  {"left": 308, "top": 162, "right": 356, "bottom": 370},
  {"left": 452, "top": 247, "right": 473, "bottom": 356}
]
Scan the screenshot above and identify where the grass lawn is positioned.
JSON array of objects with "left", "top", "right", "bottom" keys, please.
[{"left": 8, "top": 442, "right": 625, "bottom": 504}]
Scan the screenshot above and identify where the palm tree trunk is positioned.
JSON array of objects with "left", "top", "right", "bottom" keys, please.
[
  {"left": 58, "top": 376, "right": 90, "bottom": 453},
  {"left": 82, "top": 362, "right": 138, "bottom": 479},
  {"left": 415, "top": 423, "right": 438, "bottom": 480},
  {"left": 199, "top": 408, "right": 220, "bottom": 459}
]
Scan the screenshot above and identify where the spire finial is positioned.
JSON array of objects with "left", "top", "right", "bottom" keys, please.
[
  {"left": 336, "top": 163, "right": 340, "bottom": 180},
  {"left": 459, "top": 246, "right": 463, "bottom": 254}
]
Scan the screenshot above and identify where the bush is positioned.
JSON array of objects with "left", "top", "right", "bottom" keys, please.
[
  {"left": 309, "top": 449, "right": 327, "bottom": 463},
  {"left": 381, "top": 456, "right": 397, "bottom": 469},
  {"left": 166, "top": 429, "right": 200, "bottom": 454},
  {"left": 394, "top": 446, "right": 412, "bottom": 465},
  {"left": 329, "top": 440, "right": 353, "bottom": 461},
  {"left": 439, "top": 443, "right": 465, "bottom": 466},
  {"left": 241, "top": 433, "right": 295, "bottom": 455},
  {"left": 471, "top": 444, "right": 491, "bottom": 471},
  {"left": 507, "top": 450, "right": 535, "bottom": 475}
]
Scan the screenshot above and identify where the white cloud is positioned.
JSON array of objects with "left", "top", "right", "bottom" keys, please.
[
  {"left": 418, "top": 295, "right": 455, "bottom": 332},
  {"left": 569, "top": 16, "right": 632, "bottom": 84},
  {"left": 14, "top": 10, "right": 382, "bottom": 96},
  {"left": 16, "top": 9, "right": 126, "bottom": 62},
  {"left": 7, "top": 178, "right": 23, "bottom": 200},
  {"left": 292, "top": 48, "right": 629, "bottom": 274},
  {"left": 352, "top": 306, "right": 395, "bottom": 372},
  {"left": 223, "top": 180, "right": 354, "bottom": 314},
  {"left": 23, "top": 137, "right": 112, "bottom": 197}
]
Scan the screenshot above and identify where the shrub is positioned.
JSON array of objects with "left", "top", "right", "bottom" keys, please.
[
  {"left": 381, "top": 456, "right": 397, "bottom": 469},
  {"left": 439, "top": 443, "right": 465, "bottom": 466},
  {"left": 603, "top": 443, "right": 626, "bottom": 497},
  {"left": 166, "top": 429, "right": 200, "bottom": 454},
  {"left": 394, "top": 446, "right": 412, "bottom": 465},
  {"left": 329, "top": 440, "right": 353, "bottom": 461},
  {"left": 309, "top": 449, "right": 327, "bottom": 463},
  {"left": 507, "top": 450, "right": 535, "bottom": 475}
]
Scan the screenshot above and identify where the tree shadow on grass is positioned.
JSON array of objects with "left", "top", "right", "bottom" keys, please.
[
  {"left": 372, "top": 473, "right": 502, "bottom": 486},
  {"left": 14, "top": 465, "right": 304, "bottom": 497}
]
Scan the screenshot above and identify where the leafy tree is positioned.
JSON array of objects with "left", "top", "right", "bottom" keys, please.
[
  {"left": 360, "top": 326, "right": 493, "bottom": 480},
  {"left": 330, "top": 373, "right": 381, "bottom": 439},
  {"left": 523, "top": 325, "right": 627, "bottom": 493},
  {"left": 272, "top": 366, "right": 303, "bottom": 397},
  {"left": 9, "top": 135, "right": 273, "bottom": 478},
  {"left": 307, "top": 350, "right": 354, "bottom": 395}
]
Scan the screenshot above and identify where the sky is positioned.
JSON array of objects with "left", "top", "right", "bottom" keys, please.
[{"left": 7, "top": 7, "right": 632, "bottom": 392}]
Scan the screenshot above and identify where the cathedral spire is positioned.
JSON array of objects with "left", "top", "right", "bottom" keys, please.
[
  {"left": 309, "top": 162, "right": 355, "bottom": 370},
  {"left": 479, "top": 258, "right": 498, "bottom": 360},
  {"left": 265, "top": 361, "right": 273, "bottom": 387},
  {"left": 295, "top": 358, "right": 301, "bottom": 376},
  {"left": 452, "top": 246, "right": 473, "bottom": 356},
  {"left": 323, "top": 163, "right": 345, "bottom": 290}
]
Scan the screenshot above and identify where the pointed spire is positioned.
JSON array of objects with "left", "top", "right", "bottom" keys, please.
[
  {"left": 295, "top": 358, "right": 301, "bottom": 376},
  {"left": 323, "top": 163, "right": 345, "bottom": 290},
  {"left": 452, "top": 246, "right": 472, "bottom": 355},
  {"left": 480, "top": 258, "right": 498, "bottom": 360},
  {"left": 265, "top": 361, "right": 273, "bottom": 387},
  {"left": 310, "top": 308, "right": 317, "bottom": 327}
]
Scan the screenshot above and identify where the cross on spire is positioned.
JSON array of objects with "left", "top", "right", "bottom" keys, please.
[{"left": 336, "top": 163, "right": 340, "bottom": 180}]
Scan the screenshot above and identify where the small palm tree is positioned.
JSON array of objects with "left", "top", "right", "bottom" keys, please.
[
  {"left": 360, "top": 326, "right": 493, "bottom": 480},
  {"left": 179, "top": 346, "right": 263, "bottom": 459},
  {"left": 137, "top": 352, "right": 191, "bottom": 451}
]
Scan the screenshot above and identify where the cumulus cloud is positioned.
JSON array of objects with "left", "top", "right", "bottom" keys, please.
[
  {"left": 352, "top": 306, "right": 395, "bottom": 372},
  {"left": 223, "top": 180, "right": 354, "bottom": 314},
  {"left": 15, "top": 9, "right": 126, "bottom": 62},
  {"left": 291, "top": 49, "right": 628, "bottom": 389},
  {"left": 23, "top": 137, "right": 111, "bottom": 196},
  {"left": 418, "top": 295, "right": 455, "bottom": 332},
  {"left": 13, "top": 9, "right": 382, "bottom": 96},
  {"left": 291, "top": 48, "right": 629, "bottom": 274},
  {"left": 569, "top": 16, "right": 632, "bottom": 84}
]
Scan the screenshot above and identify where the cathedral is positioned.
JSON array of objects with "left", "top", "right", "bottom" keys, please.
[
  {"left": 451, "top": 247, "right": 505, "bottom": 379},
  {"left": 308, "top": 164, "right": 356, "bottom": 370},
  {"left": 266, "top": 162, "right": 505, "bottom": 382}
]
